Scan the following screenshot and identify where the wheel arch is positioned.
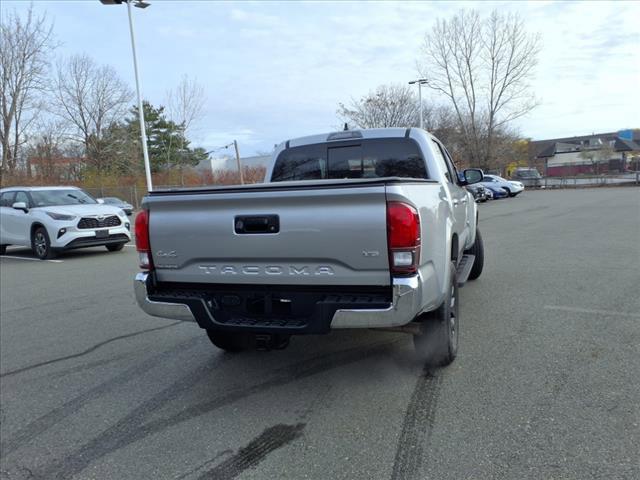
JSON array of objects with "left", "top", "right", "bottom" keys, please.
[
  {"left": 30, "top": 222, "right": 46, "bottom": 238},
  {"left": 450, "top": 233, "right": 459, "bottom": 263}
]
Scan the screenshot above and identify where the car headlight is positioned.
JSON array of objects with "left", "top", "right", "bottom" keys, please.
[
  {"left": 45, "top": 211, "right": 76, "bottom": 221},
  {"left": 118, "top": 209, "right": 127, "bottom": 217}
]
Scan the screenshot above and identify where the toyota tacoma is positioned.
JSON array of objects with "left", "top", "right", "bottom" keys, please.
[{"left": 133, "top": 128, "right": 485, "bottom": 366}]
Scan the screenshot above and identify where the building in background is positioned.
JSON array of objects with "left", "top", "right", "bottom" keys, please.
[{"left": 530, "top": 129, "right": 640, "bottom": 176}]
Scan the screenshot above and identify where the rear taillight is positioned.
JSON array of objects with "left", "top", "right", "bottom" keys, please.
[
  {"left": 135, "top": 209, "right": 153, "bottom": 270},
  {"left": 387, "top": 202, "right": 420, "bottom": 275}
]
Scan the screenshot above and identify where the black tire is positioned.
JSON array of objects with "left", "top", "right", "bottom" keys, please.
[
  {"left": 206, "top": 330, "right": 248, "bottom": 352},
  {"left": 106, "top": 243, "right": 126, "bottom": 252},
  {"left": 503, "top": 187, "right": 512, "bottom": 197},
  {"left": 0, "top": 245, "right": 7, "bottom": 255},
  {"left": 465, "top": 229, "right": 484, "bottom": 280},
  {"left": 413, "top": 262, "right": 459, "bottom": 367},
  {"left": 32, "top": 227, "right": 56, "bottom": 260}
]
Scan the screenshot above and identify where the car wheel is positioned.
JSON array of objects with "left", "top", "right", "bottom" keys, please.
[
  {"left": 413, "top": 262, "right": 458, "bottom": 367},
  {"left": 106, "top": 243, "right": 126, "bottom": 252},
  {"left": 465, "top": 228, "right": 484, "bottom": 280},
  {"left": 503, "top": 187, "right": 512, "bottom": 197},
  {"left": 206, "top": 330, "right": 249, "bottom": 352},
  {"left": 0, "top": 245, "right": 7, "bottom": 255},
  {"left": 32, "top": 227, "right": 56, "bottom": 260}
]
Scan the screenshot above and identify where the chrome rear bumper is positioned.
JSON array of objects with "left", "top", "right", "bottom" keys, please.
[
  {"left": 134, "top": 272, "right": 423, "bottom": 328},
  {"left": 134, "top": 272, "right": 195, "bottom": 322}
]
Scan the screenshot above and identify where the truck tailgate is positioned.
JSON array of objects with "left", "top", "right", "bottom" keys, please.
[{"left": 146, "top": 184, "right": 390, "bottom": 286}]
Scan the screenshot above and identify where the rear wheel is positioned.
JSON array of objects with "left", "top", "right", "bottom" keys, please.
[
  {"left": 32, "top": 227, "right": 56, "bottom": 260},
  {"left": 206, "top": 330, "right": 249, "bottom": 352},
  {"left": 413, "top": 262, "right": 459, "bottom": 367},
  {"left": 465, "top": 229, "right": 484, "bottom": 280},
  {"left": 106, "top": 243, "right": 126, "bottom": 252},
  {"left": 0, "top": 245, "right": 7, "bottom": 255}
]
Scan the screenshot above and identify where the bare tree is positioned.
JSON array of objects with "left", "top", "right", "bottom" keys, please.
[
  {"left": 420, "top": 9, "right": 540, "bottom": 168},
  {"left": 0, "top": 5, "right": 56, "bottom": 178},
  {"left": 165, "top": 75, "right": 206, "bottom": 184},
  {"left": 52, "top": 54, "right": 132, "bottom": 174},
  {"left": 26, "top": 117, "right": 69, "bottom": 181},
  {"left": 166, "top": 75, "right": 206, "bottom": 135},
  {"left": 337, "top": 84, "right": 424, "bottom": 129}
]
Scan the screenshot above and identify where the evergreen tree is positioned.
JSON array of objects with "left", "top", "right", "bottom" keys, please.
[{"left": 126, "top": 101, "right": 207, "bottom": 173}]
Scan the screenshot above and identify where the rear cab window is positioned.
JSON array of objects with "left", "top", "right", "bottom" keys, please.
[{"left": 271, "top": 138, "right": 428, "bottom": 182}]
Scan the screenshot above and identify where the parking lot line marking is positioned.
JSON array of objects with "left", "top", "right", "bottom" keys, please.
[
  {"left": 544, "top": 305, "right": 640, "bottom": 318},
  {"left": 0, "top": 255, "right": 63, "bottom": 263},
  {"left": 125, "top": 244, "right": 136, "bottom": 247}
]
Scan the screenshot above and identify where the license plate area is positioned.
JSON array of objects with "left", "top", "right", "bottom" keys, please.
[{"left": 95, "top": 229, "right": 108, "bottom": 239}]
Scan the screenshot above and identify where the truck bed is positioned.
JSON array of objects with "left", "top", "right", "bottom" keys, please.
[{"left": 144, "top": 178, "right": 437, "bottom": 287}]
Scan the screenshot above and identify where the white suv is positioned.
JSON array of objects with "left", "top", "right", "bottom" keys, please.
[{"left": 0, "top": 186, "right": 132, "bottom": 259}]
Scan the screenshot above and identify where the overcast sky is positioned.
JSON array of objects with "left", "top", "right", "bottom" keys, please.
[{"left": 6, "top": 0, "right": 640, "bottom": 156}]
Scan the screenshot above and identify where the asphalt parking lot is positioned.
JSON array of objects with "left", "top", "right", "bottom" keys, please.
[{"left": 1, "top": 187, "right": 639, "bottom": 480}]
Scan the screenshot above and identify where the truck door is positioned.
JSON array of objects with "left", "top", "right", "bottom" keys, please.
[{"left": 432, "top": 141, "right": 469, "bottom": 254}]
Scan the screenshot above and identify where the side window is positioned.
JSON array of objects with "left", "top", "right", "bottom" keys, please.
[
  {"left": 432, "top": 140, "right": 455, "bottom": 183},
  {"left": 440, "top": 144, "right": 460, "bottom": 184},
  {"left": 0, "top": 191, "right": 15, "bottom": 207},
  {"left": 431, "top": 140, "right": 450, "bottom": 182},
  {"left": 14, "top": 191, "right": 30, "bottom": 207}
]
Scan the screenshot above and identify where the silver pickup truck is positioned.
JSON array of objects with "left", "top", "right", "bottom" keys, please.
[{"left": 134, "top": 128, "right": 485, "bottom": 366}]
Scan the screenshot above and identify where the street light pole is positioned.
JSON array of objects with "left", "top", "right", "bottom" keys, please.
[
  {"left": 408, "top": 78, "right": 429, "bottom": 130},
  {"left": 101, "top": 0, "right": 152, "bottom": 191},
  {"left": 125, "top": 0, "right": 153, "bottom": 191}
]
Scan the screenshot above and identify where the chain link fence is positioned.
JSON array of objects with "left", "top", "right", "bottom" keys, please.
[
  {"left": 541, "top": 172, "right": 640, "bottom": 189},
  {"left": 81, "top": 172, "right": 639, "bottom": 208},
  {"left": 84, "top": 184, "right": 208, "bottom": 210},
  {"left": 84, "top": 186, "right": 145, "bottom": 209}
]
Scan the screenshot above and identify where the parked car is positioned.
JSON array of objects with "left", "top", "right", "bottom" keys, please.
[
  {"left": 466, "top": 183, "right": 488, "bottom": 202},
  {"left": 99, "top": 196, "right": 134, "bottom": 215},
  {"left": 0, "top": 186, "right": 131, "bottom": 259},
  {"left": 133, "top": 127, "right": 486, "bottom": 367},
  {"left": 511, "top": 167, "right": 542, "bottom": 188},
  {"left": 483, "top": 184, "right": 508, "bottom": 199},
  {"left": 481, "top": 174, "right": 524, "bottom": 197}
]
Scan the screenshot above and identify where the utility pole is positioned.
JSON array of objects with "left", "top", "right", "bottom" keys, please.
[{"left": 233, "top": 140, "right": 244, "bottom": 185}]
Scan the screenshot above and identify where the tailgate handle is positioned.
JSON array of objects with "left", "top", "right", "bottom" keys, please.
[{"left": 235, "top": 215, "right": 279, "bottom": 234}]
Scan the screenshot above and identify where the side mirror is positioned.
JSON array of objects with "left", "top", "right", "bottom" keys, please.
[
  {"left": 462, "top": 168, "right": 483, "bottom": 185},
  {"left": 96, "top": 198, "right": 105, "bottom": 204},
  {"left": 12, "top": 201, "right": 28, "bottom": 212}
]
